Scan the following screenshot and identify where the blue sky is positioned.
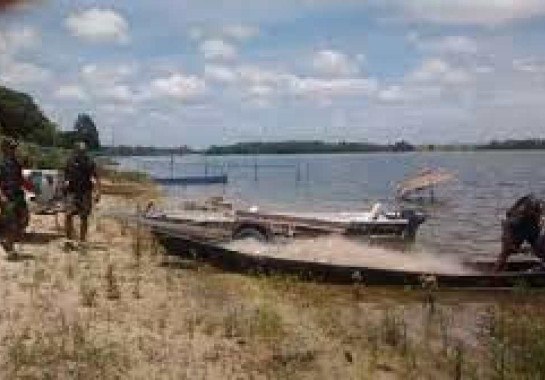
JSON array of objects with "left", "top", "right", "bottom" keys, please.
[{"left": 2, "top": 1, "right": 545, "bottom": 147}]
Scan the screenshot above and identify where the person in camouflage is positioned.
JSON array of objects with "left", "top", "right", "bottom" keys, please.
[
  {"left": 0, "top": 137, "right": 28, "bottom": 258},
  {"left": 495, "top": 193, "right": 545, "bottom": 271},
  {"left": 64, "top": 141, "right": 101, "bottom": 243}
]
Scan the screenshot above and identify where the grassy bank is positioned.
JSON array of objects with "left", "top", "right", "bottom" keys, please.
[{"left": 1, "top": 180, "right": 545, "bottom": 378}]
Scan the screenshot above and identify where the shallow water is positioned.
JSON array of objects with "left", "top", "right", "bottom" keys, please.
[{"left": 117, "top": 151, "right": 545, "bottom": 259}]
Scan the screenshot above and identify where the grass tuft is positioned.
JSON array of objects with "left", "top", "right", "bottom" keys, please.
[{"left": 105, "top": 263, "right": 121, "bottom": 300}]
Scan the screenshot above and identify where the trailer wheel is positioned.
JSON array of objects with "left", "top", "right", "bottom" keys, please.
[{"left": 233, "top": 227, "right": 268, "bottom": 242}]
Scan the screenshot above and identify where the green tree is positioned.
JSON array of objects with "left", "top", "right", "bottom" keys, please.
[
  {"left": 74, "top": 113, "right": 100, "bottom": 149},
  {"left": 0, "top": 86, "right": 58, "bottom": 145}
]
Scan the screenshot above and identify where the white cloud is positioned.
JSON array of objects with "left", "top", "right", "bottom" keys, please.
[
  {"left": 210, "top": 63, "right": 378, "bottom": 104},
  {"left": 0, "top": 61, "right": 51, "bottom": 84},
  {"left": 513, "top": 58, "right": 545, "bottom": 73},
  {"left": 409, "top": 58, "right": 450, "bottom": 82},
  {"left": 0, "top": 26, "right": 48, "bottom": 91},
  {"left": 246, "top": 97, "right": 271, "bottom": 109},
  {"left": 443, "top": 69, "right": 472, "bottom": 86},
  {"left": 243, "top": 84, "right": 275, "bottom": 108},
  {"left": 438, "top": 36, "right": 478, "bottom": 55},
  {"left": 1, "top": 26, "right": 39, "bottom": 51},
  {"left": 222, "top": 25, "right": 259, "bottom": 41},
  {"left": 237, "top": 65, "right": 289, "bottom": 87},
  {"left": 98, "top": 84, "right": 133, "bottom": 102},
  {"left": 55, "top": 84, "right": 88, "bottom": 101},
  {"left": 65, "top": 8, "right": 130, "bottom": 44},
  {"left": 189, "top": 24, "right": 259, "bottom": 43},
  {"left": 76, "top": 63, "right": 139, "bottom": 104},
  {"left": 80, "top": 63, "right": 136, "bottom": 85},
  {"left": 204, "top": 64, "right": 237, "bottom": 84},
  {"left": 474, "top": 66, "right": 494, "bottom": 74},
  {"left": 149, "top": 73, "right": 206, "bottom": 101},
  {"left": 0, "top": 26, "right": 40, "bottom": 57},
  {"left": 312, "top": 50, "right": 360, "bottom": 77},
  {"left": 373, "top": 55, "right": 478, "bottom": 105},
  {"left": 408, "top": 57, "right": 472, "bottom": 87},
  {"left": 410, "top": 34, "right": 478, "bottom": 55},
  {"left": 247, "top": 85, "right": 274, "bottom": 97},
  {"left": 200, "top": 39, "right": 237, "bottom": 61},
  {"left": 99, "top": 103, "right": 136, "bottom": 115},
  {"left": 394, "top": 0, "right": 545, "bottom": 26},
  {"left": 289, "top": 77, "right": 378, "bottom": 99},
  {"left": 377, "top": 85, "right": 405, "bottom": 103}
]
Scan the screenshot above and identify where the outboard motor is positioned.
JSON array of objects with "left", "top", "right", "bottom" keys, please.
[{"left": 400, "top": 209, "right": 427, "bottom": 240}]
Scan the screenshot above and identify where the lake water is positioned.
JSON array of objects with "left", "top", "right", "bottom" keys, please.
[{"left": 115, "top": 151, "right": 545, "bottom": 259}]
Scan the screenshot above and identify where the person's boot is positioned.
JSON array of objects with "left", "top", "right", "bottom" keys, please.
[
  {"left": 2, "top": 240, "right": 17, "bottom": 260},
  {"left": 65, "top": 214, "right": 75, "bottom": 240}
]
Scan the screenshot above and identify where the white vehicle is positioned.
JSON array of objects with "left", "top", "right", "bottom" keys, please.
[{"left": 22, "top": 169, "right": 64, "bottom": 214}]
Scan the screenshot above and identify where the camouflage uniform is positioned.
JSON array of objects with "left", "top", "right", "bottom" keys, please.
[
  {"left": 0, "top": 154, "right": 27, "bottom": 237},
  {"left": 496, "top": 194, "right": 544, "bottom": 271},
  {"left": 64, "top": 151, "right": 96, "bottom": 218}
]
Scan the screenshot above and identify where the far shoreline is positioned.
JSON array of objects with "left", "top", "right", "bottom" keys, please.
[
  {"left": 99, "top": 139, "right": 545, "bottom": 157},
  {"left": 101, "top": 148, "right": 545, "bottom": 158}
]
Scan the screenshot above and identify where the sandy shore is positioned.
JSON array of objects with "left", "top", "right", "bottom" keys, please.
[{"left": 0, "top": 191, "right": 543, "bottom": 379}]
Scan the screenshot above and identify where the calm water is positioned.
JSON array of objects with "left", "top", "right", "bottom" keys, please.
[{"left": 116, "top": 151, "right": 545, "bottom": 258}]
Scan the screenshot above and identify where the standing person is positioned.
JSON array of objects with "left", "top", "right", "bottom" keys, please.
[
  {"left": 495, "top": 194, "right": 544, "bottom": 271},
  {"left": 64, "top": 141, "right": 101, "bottom": 243},
  {"left": 0, "top": 137, "right": 28, "bottom": 258}
]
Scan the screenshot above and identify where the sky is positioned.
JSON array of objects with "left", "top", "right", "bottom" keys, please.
[{"left": 1, "top": 1, "right": 545, "bottom": 147}]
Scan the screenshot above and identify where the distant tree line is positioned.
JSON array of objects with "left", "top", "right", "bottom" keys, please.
[
  {"left": 204, "top": 140, "right": 416, "bottom": 155},
  {"left": 477, "top": 139, "right": 545, "bottom": 150},
  {"left": 101, "top": 145, "right": 194, "bottom": 156}
]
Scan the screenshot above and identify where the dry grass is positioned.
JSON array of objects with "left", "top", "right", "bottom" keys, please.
[{"left": 1, "top": 193, "right": 545, "bottom": 378}]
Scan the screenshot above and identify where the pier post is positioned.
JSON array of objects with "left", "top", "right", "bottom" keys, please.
[{"left": 254, "top": 159, "right": 258, "bottom": 181}]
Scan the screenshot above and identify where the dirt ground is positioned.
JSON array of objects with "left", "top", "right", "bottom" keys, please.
[{"left": 0, "top": 192, "right": 544, "bottom": 379}]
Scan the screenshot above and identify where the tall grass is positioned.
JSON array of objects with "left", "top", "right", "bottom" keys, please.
[
  {"left": 480, "top": 304, "right": 545, "bottom": 379},
  {"left": 3, "top": 316, "right": 129, "bottom": 379},
  {"left": 3, "top": 193, "right": 545, "bottom": 378}
]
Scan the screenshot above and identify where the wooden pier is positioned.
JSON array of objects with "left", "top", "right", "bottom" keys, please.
[{"left": 153, "top": 174, "right": 228, "bottom": 185}]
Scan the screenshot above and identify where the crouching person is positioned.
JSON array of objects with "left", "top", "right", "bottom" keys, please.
[
  {"left": 495, "top": 193, "right": 544, "bottom": 272},
  {"left": 0, "top": 138, "right": 28, "bottom": 259},
  {"left": 64, "top": 141, "right": 100, "bottom": 243}
]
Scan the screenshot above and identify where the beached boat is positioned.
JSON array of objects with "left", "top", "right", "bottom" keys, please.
[
  {"left": 143, "top": 199, "right": 427, "bottom": 243},
  {"left": 149, "top": 226, "right": 545, "bottom": 288},
  {"left": 135, "top": 201, "right": 545, "bottom": 289}
]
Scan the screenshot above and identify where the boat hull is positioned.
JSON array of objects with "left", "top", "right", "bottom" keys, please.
[{"left": 153, "top": 229, "right": 545, "bottom": 288}]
